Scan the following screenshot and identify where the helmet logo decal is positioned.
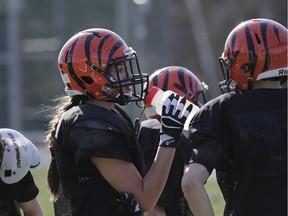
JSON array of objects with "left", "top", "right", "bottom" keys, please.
[
  {"left": 279, "top": 68, "right": 288, "bottom": 76},
  {"left": 7, "top": 133, "right": 21, "bottom": 168}
]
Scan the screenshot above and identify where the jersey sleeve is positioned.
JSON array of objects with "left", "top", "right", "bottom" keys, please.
[
  {"left": 138, "top": 119, "right": 161, "bottom": 171},
  {"left": 69, "top": 125, "right": 133, "bottom": 164},
  {"left": 15, "top": 171, "right": 39, "bottom": 203},
  {"left": 188, "top": 99, "right": 226, "bottom": 173}
]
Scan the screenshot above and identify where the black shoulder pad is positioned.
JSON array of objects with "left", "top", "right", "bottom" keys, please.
[
  {"left": 70, "top": 126, "right": 119, "bottom": 149},
  {"left": 75, "top": 119, "right": 122, "bottom": 134}
]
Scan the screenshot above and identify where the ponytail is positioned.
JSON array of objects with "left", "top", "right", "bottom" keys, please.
[{"left": 46, "top": 95, "right": 88, "bottom": 200}]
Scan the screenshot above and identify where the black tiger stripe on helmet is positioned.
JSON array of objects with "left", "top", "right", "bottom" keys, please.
[
  {"left": 57, "top": 28, "right": 148, "bottom": 104},
  {"left": 145, "top": 66, "right": 208, "bottom": 119},
  {"left": 219, "top": 18, "right": 288, "bottom": 91}
]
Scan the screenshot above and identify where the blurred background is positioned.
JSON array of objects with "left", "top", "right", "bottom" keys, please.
[
  {"left": 0, "top": 0, "right": 287, "bottom": 133},
  {"left": 0, "top": 0, "right": 287, "bottom": 214}
]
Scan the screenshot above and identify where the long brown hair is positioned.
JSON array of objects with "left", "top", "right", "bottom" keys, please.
[{"left": 46, "top": 95, "right": 88, "bottom": 200}]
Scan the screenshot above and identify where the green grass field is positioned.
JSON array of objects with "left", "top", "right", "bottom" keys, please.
[
  {"left": 205, "top": 176, "right": 225, "bottom": 216},
  {"left": 32, "top": 167, "right": 54, "bottom": 216},
  {"left": 32, "top": 154, "right": 225, "bottom": 216}
]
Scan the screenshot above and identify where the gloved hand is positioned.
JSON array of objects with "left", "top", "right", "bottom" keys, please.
[
  {"left": 109, "top": 192, "right": 143, "bottom": 216},
  {"left": 160, "top": 93, "right": 192, "bottom": 147}
]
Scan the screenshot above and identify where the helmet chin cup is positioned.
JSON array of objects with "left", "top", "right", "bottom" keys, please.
[
  {"left": 228, "top": 80, "right": 238, "bottom": 92},
  {"left": 219, "top": 79, "right": 238, "bottom": 93}
]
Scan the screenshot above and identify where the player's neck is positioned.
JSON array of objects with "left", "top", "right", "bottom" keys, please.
[
  {"left": 254, "top": 80, "right": 281, "bottom": 89},
  {"left": 86, "top": 99, "right": 114, "bottom": 110}
]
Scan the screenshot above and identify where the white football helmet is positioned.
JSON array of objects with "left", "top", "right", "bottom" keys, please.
[{"left": 0, "top": 128, "right": 41, "bottom": 184}]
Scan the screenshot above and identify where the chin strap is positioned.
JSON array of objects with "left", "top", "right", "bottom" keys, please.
[{"left": 247, "top": 76, "right": 254, "bottom": 90}]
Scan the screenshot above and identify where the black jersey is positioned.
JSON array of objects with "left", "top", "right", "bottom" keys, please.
[
  {"left": 54, "top": 103, "right": 144, "bottom": 216},
  {"left": 189, "top": 88, "right": 287, "bottom": 216},
  {"left": 139, "top": 119, "right": 193, "bottom": 216},
  {"left": 0, "top": 171, "right": 39, "bottom": 216}
]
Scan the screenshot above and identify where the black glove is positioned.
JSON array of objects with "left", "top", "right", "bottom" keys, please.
[
  {"left": 109, "top": 192, "right": 143, "bottom": 216},
  {"left": 160, "top": 93, "right": 192, "bottom": 147}
]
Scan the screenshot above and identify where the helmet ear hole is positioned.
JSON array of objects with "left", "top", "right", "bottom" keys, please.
[
  {"left": 240, "top": 64, "right": 249, "bottom": 74},
  {"left": 81, "top": 76, "right": 94, "bottom": 85}
]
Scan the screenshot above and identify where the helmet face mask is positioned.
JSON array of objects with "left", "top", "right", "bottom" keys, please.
[
  {"left": 219, "top": 50, "right": 241, "bottom": 93},
  {"left": 58, "top": 28, "right": 148, "bottom": 105},
  {"left": 102, "top": 49, "right": 148, "bottom": 105},
  {"left": 219, "top": 18, "right": 288, "bottom": 92}
]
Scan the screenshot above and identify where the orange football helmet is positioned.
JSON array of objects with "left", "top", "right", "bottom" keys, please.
[
  {"left": 219, "top": 18, "right": 288, "bottom": 92},
  {"left": 145, "top": 66, "right": 208, "bottom": 119},
  {"left": 58, "top": 28, "right": 148, "bottom": 105}
]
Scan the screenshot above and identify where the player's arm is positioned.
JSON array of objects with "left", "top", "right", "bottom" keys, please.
[
  {"left": 181, "top": 163, "right": 214, "bottom": 216},
  {"left": 91, "top": 94, "right": 192, "bottom": 213},
  {"left": 19, "top": 197, "right": 44, "bottom": 216},
  {"left": 91, "top": 147, "right": 175, "bottom": 212},
  {"left": 146, "top": 205, "right": 166, "bottom": 216}
]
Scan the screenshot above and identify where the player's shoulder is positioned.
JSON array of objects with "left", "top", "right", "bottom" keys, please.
[{"left": 62, "top": 104, "right": 113, "bottom": 124}]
